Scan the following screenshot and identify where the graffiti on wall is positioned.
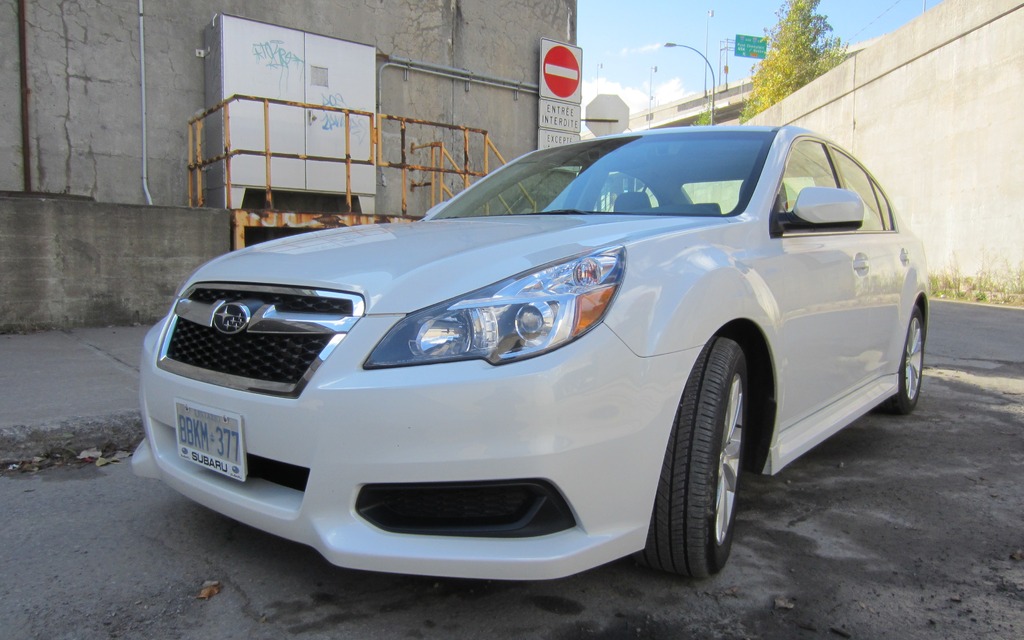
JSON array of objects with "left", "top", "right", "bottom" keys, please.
[
  {"left": 251, "top": 40, "right": 304, "bottom": 95},
  {"left": 319, "top": 93, "right": 370, "bottom": 149}
]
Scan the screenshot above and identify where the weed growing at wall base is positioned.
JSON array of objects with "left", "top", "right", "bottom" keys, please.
[{"left": 930, "top": 265, "right": 1024, "bottom": 307}]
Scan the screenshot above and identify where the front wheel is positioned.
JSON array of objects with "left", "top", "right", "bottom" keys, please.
[
  {"left": 637, "top": 337, "right": 747, "bottom": 577},
  {"left": 882, "top": 306, "right": 925, "bottom": 415}
]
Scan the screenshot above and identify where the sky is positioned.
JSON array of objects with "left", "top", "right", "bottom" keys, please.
[{"left": 577, "top": 0, "right": 941, "bottom": 117}]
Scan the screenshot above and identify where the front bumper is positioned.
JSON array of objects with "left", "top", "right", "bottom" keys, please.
[{"left": 133, "top": 316, "right": 697, "bottom": 580}]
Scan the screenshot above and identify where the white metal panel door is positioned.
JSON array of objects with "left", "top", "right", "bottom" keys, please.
[
  {"left": 221, "top": 16, "right": 306, "bottom": 192},
  {"left": 303, "top": 33, "right": 376, "bottom": 197}
]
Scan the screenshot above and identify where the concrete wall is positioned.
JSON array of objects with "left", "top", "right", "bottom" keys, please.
[
  {"left": 2, "top": 0, "right": 575, "bottom": 215},
  {"left": 749, "top": 0, "right": 1024, "bottom": 277},
  {"left": 0, "top": 197, "right": 229, "bottom": 331}
]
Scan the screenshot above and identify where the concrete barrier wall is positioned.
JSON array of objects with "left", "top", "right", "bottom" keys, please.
[
  {"left": 0, "top": 198, "right": 230, "bottom": 331},
  {"left": 749, "top": 0, "right": 1024, "bottom": 277}
]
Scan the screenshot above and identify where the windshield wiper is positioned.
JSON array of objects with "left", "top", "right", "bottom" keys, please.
[{"left": 535, "top": 208, "right": 599, "bottom": 216}]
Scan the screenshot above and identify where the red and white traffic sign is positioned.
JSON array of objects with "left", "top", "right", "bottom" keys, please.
[{"left": 539, "top": 39, "right": 582, "bottom": 104}]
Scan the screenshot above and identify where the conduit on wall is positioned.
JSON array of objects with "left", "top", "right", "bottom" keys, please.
[
  {"left": 376, "top": 55, "right": 540, "bottom": 111},
  {"left": 139, "top": 0, "right": 153, "bottom": 204},
  {"left": 18, "top": 0, "right": 31, "bottom": 192}
]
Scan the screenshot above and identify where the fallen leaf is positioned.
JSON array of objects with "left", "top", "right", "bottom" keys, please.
[
  {"left": 95, "top": 457, "right": 112, "bottom": 467},
  {"left": 720, "top": 586, "right": 740, "bottom": 598},
  {"left": 774, "top": 597, "right": 796, "bottom": 610},
  {"left": 829, "top": 628, "right": 852, "bottom": 639},
  {"left": 112, "top": 450, "right": 132, "bottom": 461},
  {"left": 197, "top": 580, "right": 222, "bottom": 600},
  {"left": 1011, "top": 549, "right": 1023, "bottom": 561},
  {"left": 78, "top": 448, "right": 102, "bottom": 460}
]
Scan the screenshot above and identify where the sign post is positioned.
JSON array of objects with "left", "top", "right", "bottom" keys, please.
[{"left": 538, "top": 39, "right": 582, "bottom": 149}]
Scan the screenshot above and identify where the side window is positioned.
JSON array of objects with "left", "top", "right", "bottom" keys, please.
[
  {"left": 777, "top": 141, "right": 838, "bottom": 212},
  {"left": 872, "top": 181, "right": 895, "bottom": 230},
  {"left": 832, "top": 151, "right": 886, "bottom": 232}
]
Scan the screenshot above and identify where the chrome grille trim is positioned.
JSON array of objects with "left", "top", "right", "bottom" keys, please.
[{"left": 157, "top": 283, "right": 364, "bottom": 398}]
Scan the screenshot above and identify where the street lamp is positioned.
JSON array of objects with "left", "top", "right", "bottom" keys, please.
[
  {"left": 705, "top": 10, "right": 714, "bottom": 96},
  {"left": 664, "top": 42, "right": 717, "bottom": 125},
  {"left": 648, "top": 65, "right": 658, "bottom": 128}
]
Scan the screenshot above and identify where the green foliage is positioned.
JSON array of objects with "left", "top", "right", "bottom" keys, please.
[
  {"left": 741, "top": 0, "right": 846, "bottom": 122},
  {"left": 693, "top": 107, "right": 714, "bottom": 126}
]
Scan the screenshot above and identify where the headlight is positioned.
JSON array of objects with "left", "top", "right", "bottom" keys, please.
[{"left": 365, "top": 246, "right": 625, "bottom": 368}]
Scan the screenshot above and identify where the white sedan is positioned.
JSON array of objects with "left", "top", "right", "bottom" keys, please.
[{"left": 133, "top": 125, "right": 928, "bottom": 580}]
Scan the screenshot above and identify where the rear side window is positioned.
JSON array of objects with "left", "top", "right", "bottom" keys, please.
[
  {"left": 832, "top": 151, "right": 888, "bottom": 231},
  {"left": 777, "top": 141, "right": 837, "bottom": 212},
  {"left": 872, "top": 181, "right": 896, "bottom": 230}
]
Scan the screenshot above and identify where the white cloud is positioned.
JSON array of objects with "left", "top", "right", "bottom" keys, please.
[
  {"left": 581, "top": 77, "right": 688, "bottom": 117},
  {"left": 617, "top": 43, "right": 665, "bottom": 57}
]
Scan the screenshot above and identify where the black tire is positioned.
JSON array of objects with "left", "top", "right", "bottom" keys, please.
[
  {"left": 881, "top": 306, "right": 925, "bottom": 415},
  {"left": 637, "top": 337, "right": 748, "bottom": 577}
]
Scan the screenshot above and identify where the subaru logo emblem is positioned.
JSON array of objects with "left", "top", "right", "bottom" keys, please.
[{"left": 212, "top": 302, "right": 251, "bottom": 334}]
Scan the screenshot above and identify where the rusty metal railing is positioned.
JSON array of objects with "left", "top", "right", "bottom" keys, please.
[
  {"left": 375, "top": 114, "right": 506, "bottom": 214},
  {"left": 187, "top": 94, "right": 376, "bottom": 211},
  {"left": 188, "top": 95, "right": 507, "bottom": 247}
]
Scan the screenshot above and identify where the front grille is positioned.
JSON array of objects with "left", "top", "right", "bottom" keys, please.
[
  {"left": 380, "top": 485, "right": 533, "bottom": 520},
  {"left": 158, "top": 283, "right": 363, "bottom": 397},
  {"left": 188, "top": 287, "right": 354, "bottom": 315},
  {"left": 356, "top": 480, "right": 577, "bottom": 538},
  {"left": 166, "top": 319, "right": 332, "bottom": 385}
]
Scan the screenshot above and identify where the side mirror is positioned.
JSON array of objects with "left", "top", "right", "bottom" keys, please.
[
  {"left": 794, "top": 187, "right": 864, "bottom": 226},
  {"left": 774, "top": 187, "right": 864, "bottom": 234},
  {"left": 773, "top": 187, "right": 864, "bottom": 235}
]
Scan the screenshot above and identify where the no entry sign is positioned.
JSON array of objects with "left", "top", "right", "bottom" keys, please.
[{"left": 539, "top": 39, "right": 582, "bottom": 103}]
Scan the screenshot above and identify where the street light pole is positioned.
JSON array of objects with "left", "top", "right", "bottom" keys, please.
[
  {"left": 704, "top": 9, "right": 714, "bottom": 97},
  {"left": 664, "top": 42, "right": 717, "bottom": 125},
  {"left": 648, "top": 65, "right": 657, "bottom": 128}
]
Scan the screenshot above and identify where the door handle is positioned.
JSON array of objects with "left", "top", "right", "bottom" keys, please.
[
  {"left": 900, "top": 248, "right": 910, "bottom": 266},
  {"left": 853, "top": 253, "right": 869, "bottom": 276}
]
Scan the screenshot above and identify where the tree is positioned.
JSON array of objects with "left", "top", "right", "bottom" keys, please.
[
  {"left": 740, "top": 0, "right": 846, "bottom": 121},
  {"left": 693, "top": 108, "right": 714, "bottom": 126}
]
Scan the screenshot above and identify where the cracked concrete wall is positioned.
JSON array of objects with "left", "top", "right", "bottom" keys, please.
[
  {"left": 1, "top": 0, "right": 575, "bottom": 215},
  {"left": 0, "top": 197, "right": 229, "bottom": 331}
]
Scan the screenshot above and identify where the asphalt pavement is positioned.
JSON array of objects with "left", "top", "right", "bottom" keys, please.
[{"left": 1, "top": 299, "right": 1021, "bottom": 639}]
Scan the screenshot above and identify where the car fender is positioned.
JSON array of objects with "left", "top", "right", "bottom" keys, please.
[{"left": 606, "top": 227, "right": 781, "bottom": 361}]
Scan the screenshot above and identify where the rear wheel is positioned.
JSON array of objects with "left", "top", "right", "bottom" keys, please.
[
  {"left": 637, "top": 337, "right": 747, "bottom": 577},
  {"left": 882, "top": 306, "right": 925, "bottom": 415}
]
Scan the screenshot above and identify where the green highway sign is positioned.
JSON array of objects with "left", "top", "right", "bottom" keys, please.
[{"left": 735, "top": 34, "right": 768, "bottom": 59}]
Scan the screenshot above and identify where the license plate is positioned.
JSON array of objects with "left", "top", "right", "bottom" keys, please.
[{"left": 175, "top": 400, "right": 247, "bottom": 481}]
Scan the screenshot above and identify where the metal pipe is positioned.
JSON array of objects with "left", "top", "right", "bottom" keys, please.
[
  {"left": 138, "top": 0, "right": 153, "bottom": 204},
  {"left": 18, "top": 0, "right": 31, "bottom": 192},
  {"left": 376, "top": 56, "right": 538, "bottom": 112}
]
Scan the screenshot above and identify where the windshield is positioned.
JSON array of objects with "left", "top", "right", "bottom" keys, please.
[{"left": 434, "top": 130, "right": 776, "bottom": 219}]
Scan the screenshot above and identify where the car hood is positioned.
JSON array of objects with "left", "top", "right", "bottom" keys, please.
[{"left": 189, "top": 215, "right": 732, "bottom": 314}]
